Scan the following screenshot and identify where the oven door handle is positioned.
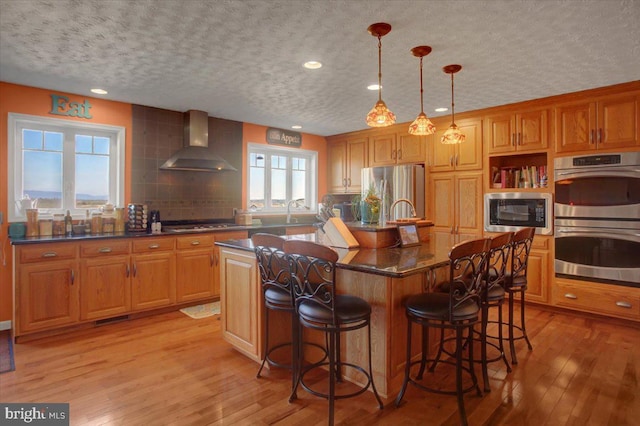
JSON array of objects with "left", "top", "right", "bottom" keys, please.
[
  {"left": 556, "top": 228, "right": 640, "bottom": 239},
  {"left": 555, "top": 168, "right": 640, "bottom": 179}
]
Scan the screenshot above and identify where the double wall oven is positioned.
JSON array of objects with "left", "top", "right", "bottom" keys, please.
[{"left": 554, "top": 152, "right": 640, "bottom": 287}]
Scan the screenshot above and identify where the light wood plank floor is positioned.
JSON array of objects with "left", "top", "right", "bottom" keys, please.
[{"left": 1, "top": 304, "right": 639, "bottom": 425}]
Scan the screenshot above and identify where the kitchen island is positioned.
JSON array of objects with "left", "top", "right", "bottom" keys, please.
[{"left": 216, "top": 231, "right": 452, "bottom": 399}]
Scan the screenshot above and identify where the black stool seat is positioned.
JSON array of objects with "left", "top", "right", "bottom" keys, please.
[
  {"left": 299, "top": 294, "right": 370, "bottom": 324},
  {"left": 264, "top": 287, "right": 292, "bottom": 308},
  {"left": 406, "top": 292, "right": 479, "bottom": 321}
]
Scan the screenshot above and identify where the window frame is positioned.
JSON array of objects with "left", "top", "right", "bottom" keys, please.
[
  {"left": 7, "top": 113, "right": 126, "bottom": 222},
  {"left": 246, "top": 143, "right": 317, "bottom": 214}
]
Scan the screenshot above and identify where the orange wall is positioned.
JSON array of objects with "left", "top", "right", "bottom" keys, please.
[
  {"left": 242, "top": 122, "right": 327, "bottom": 207},
  {"left": 0, "top": 82, "right": 133, "bottom": 323}
]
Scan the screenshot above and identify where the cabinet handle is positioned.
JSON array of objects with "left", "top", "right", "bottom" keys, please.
[
  {"left": 191, "top": 241, "right": 201, "bottom": 246},
  {"left": 616, "top": 301, "right": 632, "bottom": 309},
  {"left": 455, "top": 155, "right": 459, "bottom": 166},
  {"left": 148, "top": 244, "right": 159, "bottom": 249},
  {"left": 511, "top": 133, "right": 516, "bottom": 146},
  {"left": 517, "top": 132, "right": 522, "bottom": 145},
  {"left": 598, "top": 128, "right": 603, "bottom": 143},
  {"left": 42, "top": 252, "right": 58, "bottom": 258},
  {"left": 589, "top": 129, "right": 595, "bottom": 144},
  {"left": 564, "top": 293, "right": 578, "bottom": 299},
  {"left": 455, "top": 225, "right": 459, "bottom": 234},
  {"left": 133, "top": 263, "right": 137, "bottom": 277},
  {"left": 210, "top": 253, "right": 214, "bottom": 266},
  {"left": 215, "top": 252, "right": 219, "bottom": 266},
  {"left": 450, "top": 226, "right": 454, "bottom": 234},
  {"left": 449, "top": 156, "right": 454, "bottom": 167},
  {"left": 126, "top": 264, "right": 130, "bottom": 277},
  {"left": 347, "top": 178, "right": 351, "bottom": 187},
  {"left": 397, "top": 149, "right": 402, "bottom": 159},
  {"left": 98, "top": 247, "right": 112, "bottom": 253},
  {"left": 70, "top": 269, "right": 75, "bottom": 285}
]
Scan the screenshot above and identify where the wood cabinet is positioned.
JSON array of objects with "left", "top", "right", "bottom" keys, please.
[
  {"left": 369, "top": 132, "right": 426, "bottom": 166},
  {"left": 219, "top": 246, "right": 261, "bottom": 361},
  {"left": 555, "top": 93, "right": 639, "bottom": 153},
  {"left": 79, "top": 240, "right": 131, "bottom": 321},
  {"left": 15, "top": 243, "right": 79, "bottom": 333},
  {"left": 429, "top": 118, "right": 483, "bottom": 172},
  {"left": 429, "top": 172, "right": 483, "bottom": 247},
  {"left": 526, "top": 235, "right": 550, "bottom": 304},
  {"left": 486, "top": 108, "right": 549, "bottom": 154},
  {"left": 212, "top": 230, "right": 248, "bottom": 297},
  {"left": 554, "top": 277, "right": 640, "bottom": 321},
  {"left": 176, "top": 234, "right": 215, "bottom": 302},
  {"left": 131, "top": 237, "right": 176, "bottom": 311},
  {"left": 327, "top": 136, "right": 368, "bottom": 193}
]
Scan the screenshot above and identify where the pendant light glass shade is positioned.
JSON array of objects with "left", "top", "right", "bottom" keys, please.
[
  {"left": 441, "top": 64, "right": 465, "bottom": 145},
  {"left": 408, "top": 46, "right": 435, "bottom": 136},
  {"left": 366, "top": 23, "right": 395, "bottom": 128}
]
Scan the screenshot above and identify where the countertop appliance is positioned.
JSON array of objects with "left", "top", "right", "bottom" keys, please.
[
  {"left": 361, "top": 164, "right": 425, "bottom": 221},
  {"left": 484, "top": 192, "right": 552, "bottom": 235},
  {"left": 554, "top": 151, "right": 640, "bottom": 286}
]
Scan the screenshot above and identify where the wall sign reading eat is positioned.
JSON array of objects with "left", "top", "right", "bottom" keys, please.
[
  {"left": 49, "top": 94, "right": 93, "bottom": 119},
  {"left": 266, "top": 127, "right": 301, "bottom": 147}
]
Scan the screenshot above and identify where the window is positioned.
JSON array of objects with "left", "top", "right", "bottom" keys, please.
[
  {"left": 247, "top": 143, "right": 317, "bottom": 213},
  {"left": 8, "top": 113, "right": 125, "bottom": 221}
]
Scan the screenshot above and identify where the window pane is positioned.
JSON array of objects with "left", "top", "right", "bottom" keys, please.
[
  {"left": 94, "top": 137, "right": 110, "bottom": 155},
  {"left": 23, "top": 151, "right": 62, "bottom": 209},
  {"left": 23, "top": 129, "right": 42, "bottom": 150},
  {"left": 76, "top": 154, "right": 109, "bottom": 208},
  {"left": 75, "top": 135, "right": 92, "bottom": 153},
  {"left": 271, "top": 168, "right": 286, "bottom": 207},
  {"left": 292, "top": 169, "right": 306, "bottom": 200},
  {"left": 44, "top": 131, "right": 63, "bottom": 151},
  {"left": 249, "top": 165, "right": 265, "bottom": 209}
]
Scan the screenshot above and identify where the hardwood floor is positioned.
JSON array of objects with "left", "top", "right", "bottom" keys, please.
[{"left": 1, "top": 304, "right": 639, "bottom": 425}]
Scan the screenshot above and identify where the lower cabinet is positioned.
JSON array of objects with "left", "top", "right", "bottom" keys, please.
[
  {"left": 525, "top": 235, "right": 550, "bottom": 304},
  {"left": 554, "top": 277, "right": 640, "bottom": 320},
  {"left": 176, "top": 235, "right": 216, "bottom": 302},
  {"left": 131, "top": 238, "right": 176, "bottom": 311},
  {"left": 219, "top": 246, "right": 261, "bottom": 362}
]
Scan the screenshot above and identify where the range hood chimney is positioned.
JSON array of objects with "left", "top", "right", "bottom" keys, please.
[{"left": 160, "top": 110, "right": 237, "bottom": 172}]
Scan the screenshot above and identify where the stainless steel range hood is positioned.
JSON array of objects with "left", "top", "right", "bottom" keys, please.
[{"left": 160, "top": 110, "right": 237, "bottom": 172}]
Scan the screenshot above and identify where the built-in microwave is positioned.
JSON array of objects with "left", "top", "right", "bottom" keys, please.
[{"left": 484, "top": 192, "right": 553, "bottom": 235}]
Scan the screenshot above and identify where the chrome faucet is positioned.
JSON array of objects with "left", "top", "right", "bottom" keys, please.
[
  {"left": 286, "top": 198, "right": 307, "bottom": 224},
  {"left": 389, "top": 198, "right": 417, "bottom": 221}
]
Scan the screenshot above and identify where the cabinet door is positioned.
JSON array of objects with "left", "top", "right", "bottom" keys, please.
[
  {"left": 220, "top": 247, "right": 261, "bottom": 361},
  {"left": 486, "top": 114, "right": 515, "bottom": 154},
  {"left": 131, "top": 252, "right": 176, "bottom": 311},
  {"left": 430, "top": 173, "right": 455, "bottom": 236},
  {"left": 397, "top": 133, "right": 426, "bottom": 164},
  {"left": 429, "top": 129, "right": 455, "bottom": 172},
  {"left": 455, "top": 119, "right": 483, "bottom": 171},
  {"left": 598, "top": 94, "right": 639, "bottom": 150},
  {"left": 454, "top": 173, "right": 483, "bottom": 241},
  {"left": 80, "top": 255, "right": 131, "bottom": 320},
  {"left": 517, "top": 108, "right": 549, "bottom": 152},
  {"left": 526, "top": 248, "right": 548, "bottom": 303},
  {"left": 17, "top": 260, "right": 79, "bottom": 333},
  {"left": 345, "top": 137, "right": 368, "bottom": 192},
  {"left": 327, "top": 140, "right": 347, "bottom": 193},
  {"left": 555, "top": 101, "right": 597, "bottom": 153},
  {"left": 369, "top": 132, "right": 397, "bottom": 166},
  {"left": 176, "top": 249, "right": 215, "bottom": 302}
]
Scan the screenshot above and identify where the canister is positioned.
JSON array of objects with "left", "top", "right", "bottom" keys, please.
[
  {"left": 53, "top": 214, "right": 65, "bottom": 236},
  {"left": 114, "top": 208, "right": 125, "bottom": 233},
  {"left": 38, "top": 219, "right": 53, "bottom": 237},
  {"left": 91, "top": 212, "right": 103, "bottom": 235},
  {"left": 26, "top": 209, "right": 39, "bottom": 237}
]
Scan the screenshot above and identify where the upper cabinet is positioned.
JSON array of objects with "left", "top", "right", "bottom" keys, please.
[
  {"left": 555, "top": 93, "right": 639, "bottom": 153},
  {"left": 429, "top": 118, "right": 483, "bottom": 173},
  {"left": 327, "top": 136, "right": 368, "bottom": 194},
  {"left": 486, "top": 108, "right": 549, "bottom": 154},
  {"left": 368, "top": 131, "right": 426, "bottom": 166}
]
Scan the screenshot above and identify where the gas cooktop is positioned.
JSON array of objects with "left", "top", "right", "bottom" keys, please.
[{"left": 163, "top": 223, "right": 241, "bottom": 233}]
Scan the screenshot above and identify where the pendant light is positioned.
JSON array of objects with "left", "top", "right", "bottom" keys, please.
[
  {"left": 408, "top": 45, "right": 435, "bottom": 135},
  {"left": 366, "top": 22, "right": 396, "bottom": 127},
  {"left": 441, "top": 64, "right": 466, "bottom": 144}
]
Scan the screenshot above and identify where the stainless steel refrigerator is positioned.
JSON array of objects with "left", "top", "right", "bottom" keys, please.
[{"left": 361, "top": 164, "right": 425, "bottom": 222}]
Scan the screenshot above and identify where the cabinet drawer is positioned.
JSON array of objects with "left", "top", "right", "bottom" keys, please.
[
  {"left": 213, "top": 230, "right": 248, "bottom": 242},
  {"left": 554, "top": 280, "right": 640, "bottom": 319},
  {"left": 80, "top": 240, "right": 131, "bottom": 257},
  {"left": 19, "top": 243, "right": 77, "bottom": 263},
  {"left": 132, "top": 237, "right": 175, "bottom": 253},
  {"left": 176, "top": 234, "right": 214, "bottom": 249}
]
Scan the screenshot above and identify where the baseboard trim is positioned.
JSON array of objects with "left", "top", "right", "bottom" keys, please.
[{"left": 0, "top": 320, "right": 11, "bottom": 331}]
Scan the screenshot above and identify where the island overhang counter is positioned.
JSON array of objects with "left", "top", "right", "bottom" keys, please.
[{"left": 216, "top": 232, "right": 452, "bottom": 399}]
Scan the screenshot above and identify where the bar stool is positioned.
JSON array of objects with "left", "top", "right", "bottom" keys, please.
[
  {"left": 505, "top": 227, "right": 536, "bottom": 365},
  {"left": 252, "top": 233, "right": 298, "bottom": 393},
  {"left": 395, "top": 238, "right": 490, "bottom": 426},
  {"left": 283, "top": 240, "right": 383, "bottom": 426}
]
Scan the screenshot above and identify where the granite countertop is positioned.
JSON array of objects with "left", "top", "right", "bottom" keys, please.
[{"left": 216, "top": 231, "right": 450, "bottom": 278}]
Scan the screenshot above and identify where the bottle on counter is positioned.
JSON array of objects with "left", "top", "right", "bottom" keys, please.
[
  {"left": 85, "top": 210, "right": 91, "bottom": 234},
  {"left": 65, "top": 210, "right": 73, "bottom": 237}
]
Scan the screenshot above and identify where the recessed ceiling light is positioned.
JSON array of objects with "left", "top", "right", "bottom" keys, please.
[
  {"left": 367, "top": 84, "right": 381, "bottom": 91},
  {"left": 435, "top": 107, "right": 448, "bottom": 112},
  {"left": 303, "top": 61, "right": 322, "bottom": 69},
  {"left": 291, "top": 125, "right": 302, "bottom": 129},
  {"left": 91, "top": 88, "right": 108, "bottom": 95}
]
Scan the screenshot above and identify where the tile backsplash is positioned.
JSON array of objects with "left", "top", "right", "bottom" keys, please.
[{"left": 131, "top": 105, "right": 242, "bottom": 221}]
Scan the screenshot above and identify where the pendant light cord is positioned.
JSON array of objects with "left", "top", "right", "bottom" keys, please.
[
  {"left": 419, "top": 56, "right": 424, "bottom": 113},
  {"left": 377, "top": 35, "right": 382, "bottom": 102},
  {"left": 450, "top": 72, "right": 455, "bottom": 124}
]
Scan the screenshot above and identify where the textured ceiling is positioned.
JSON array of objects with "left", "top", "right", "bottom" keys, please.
[{"left": 1, "top": 0, "right": 639, "bottom": 136}]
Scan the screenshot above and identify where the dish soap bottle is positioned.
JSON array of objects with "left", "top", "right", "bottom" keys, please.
[{"left": 65, "top": 210, "right": 73, "bottom": 237}]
